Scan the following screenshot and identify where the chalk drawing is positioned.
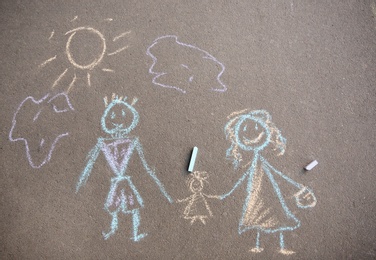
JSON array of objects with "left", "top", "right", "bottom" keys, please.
[
  {"left": 371, "top": 2, "right": 376, "bottom": 25},
  {"left": 102, "top": 68, "right": 115, "bottom": 73},
  {"left": 9, "top": 93, "right": 74, "bottom": 168},
  {"left": 177, "top": 171, "right": 219, "bottom": 225},
  {"left": 52, "top": 68, "right": 68, "bottom": 89},
  {"left": 76, "top": 94, "right": 172, "bottom": 241},
  {"left": 113, "top": 31, "right": 131, "bottom": 42},
  {"left": 221, "top": 109, "right": 317, "bottom": 255},
  {"left": 107, "top": 45, "right": 129, "bottom": 56},
  {"left": 146, "top": 35, "right": 227, "bottom": 94},
  {"left": 39, "top": 19, "right": 131, "bottom": 92},
  {"left": 39, "top": 55, "right": 56, "bottom": 68},
  {"left": 48, "top": 30, "right": 55, "bottom": 41}
]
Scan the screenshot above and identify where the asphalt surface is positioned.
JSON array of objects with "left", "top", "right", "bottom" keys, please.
[{"left": 1, "top": 1, "right": 375, "bottom": 259}]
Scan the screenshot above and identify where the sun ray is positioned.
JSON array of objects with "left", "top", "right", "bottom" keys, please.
[
  {"left": 52, "top": 68, "right": 68, "bottom": 89},
  {"left": 70, "top": 16, "right": 78, "bottom": 22},
  {"left": 107, "top": 46, "right": 129, "bottom": 56},
  {"left": 39, "top": 55, "right": 57, "bottom": 68},
  {"left": 87, "top": 72, "right": 91, "bottom": 87},
  {"left": 48, "top": 30, "right": 55, "bottom": 40},
  {"left": 102, "top": 68, "right": 115, "bottom": 72},
  {"left": 104, "top": 18, "right": 113, "bottom": 22},
  {"left": 113, "top": 31, "right": 131, "bottom": 42},
  {"left": 131, "top": 97, "right": 138, "bottom": 106},
  {"left": 66, "top": 73, "right": 77, "bottom": 93}
]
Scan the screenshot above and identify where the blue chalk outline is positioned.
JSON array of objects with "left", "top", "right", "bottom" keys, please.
[
  {"left": 77, "top": 97, "right": 172, "bottom": 241},
  {"left": 221, "top": 109, "right": 316, "bottom": 252}
]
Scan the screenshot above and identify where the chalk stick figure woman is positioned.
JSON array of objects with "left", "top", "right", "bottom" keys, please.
[
  {"left": 177, "top": 171, "right": 219, "bottom": 225},
  {"left": 220, "top": 109, "right": 317, "bottom": 255},
  {"left": 76, "top": 94, "right": 172, "bottom": 241}
]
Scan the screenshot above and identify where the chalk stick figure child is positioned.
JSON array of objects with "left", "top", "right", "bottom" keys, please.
[
  {"left": 177, "top": 171, "right": 219, "bottom": 225},
  {"left": 76, "top": 94, "right": 172, "bottom": 241},
  {"left": 220, "top": 109, "right": 317, "bottom": 255}
]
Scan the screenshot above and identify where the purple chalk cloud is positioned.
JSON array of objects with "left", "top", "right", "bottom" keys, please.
[
  {"left": 9, "top": 92, "right": 74, "bottom": 168},
  {"left": 146, "top": 35, "right": 227, "bottom": 94}
]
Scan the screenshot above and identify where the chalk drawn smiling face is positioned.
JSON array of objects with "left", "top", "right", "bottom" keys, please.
[
  {"left": 235, "top": 116, "right": 271, "bottom": 152},
  {"left": 101, "top": 99, "right": 139, "bottom": 136},
  {"left": 189, "top": 179, "right": 204, "bottom": 193}
]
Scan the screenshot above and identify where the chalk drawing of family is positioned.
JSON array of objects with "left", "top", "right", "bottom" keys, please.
[
  {"left": 176, "top": 109, "right": 317, "bottom": 255},
  {"left": 75, "top": 93, "right": 316, "bottom": 255}
]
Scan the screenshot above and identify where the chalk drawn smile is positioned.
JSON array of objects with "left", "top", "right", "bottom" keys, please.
[
  {"left": 112, "top": 123, "right": 124, "bottom": 128},
  {"left": 243, "top": 132, "right": 265, "bottom": 144}
]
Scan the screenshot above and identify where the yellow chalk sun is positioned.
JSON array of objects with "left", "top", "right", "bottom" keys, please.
[{"left": 39, "top": 17, "right": 131, "bottom": 93}]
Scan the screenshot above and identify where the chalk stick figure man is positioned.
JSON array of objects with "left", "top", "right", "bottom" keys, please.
[
  {"left": 220, "top": 109, "right": 316, "bottom": 255},
  {"left": 177, "top": 171, "right": 219, "bottom": 225},
  {"left": 76, "top": 94, "right": 172, "bottom": 241}
]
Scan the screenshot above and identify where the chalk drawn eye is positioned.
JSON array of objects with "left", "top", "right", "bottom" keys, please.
[
  {"left": 121, "top": 109, "right": 126, "bottom": 117},
  {"left": 243, "top": 125, "right": 247, "bottom": 132},
  {"left": 111, "top": 111, "right": 116, "bottom": 119},
  {"left": 255, "top": 123, "right": 258, "bottom": 130}
]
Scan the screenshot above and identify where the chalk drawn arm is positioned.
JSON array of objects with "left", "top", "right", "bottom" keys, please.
[
  {"left": 219, "top": 171, "right": 249, "bottom": 200},
  {"left": 261, "top": 157, "right": 302, "bottom": 189},
  {"left": 204, "top": 194, "right": 220, "bottom": 199},
  {"left": 177, "top": 195, "right": 193, "bottom": 203},
  {"left": 76, "top": 139, "right": 102, "bottom": 193},
  {"left": 261, "top": 157, "right": 317, "bottom": 208},
  {"left": 134, "top": 138, "right": 173, "bottom": 203}
]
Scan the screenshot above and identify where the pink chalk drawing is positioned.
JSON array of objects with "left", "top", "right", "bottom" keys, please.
[
  {"left": 146, "top": 35, "right": 227, "bottom": 94},
  {"left": 9, "top": 92, "right": 74, "bottom": 168}
]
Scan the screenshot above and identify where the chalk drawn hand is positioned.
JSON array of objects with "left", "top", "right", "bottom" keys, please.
[
  {"left": 294, "top": 186, "right": 317, "bottom": 208},
  {"left": 177, "top": 197, "right": 191, "bottom": 203},
  {"left": 205, "top": 195, "right": 220, "bottom": 199}
]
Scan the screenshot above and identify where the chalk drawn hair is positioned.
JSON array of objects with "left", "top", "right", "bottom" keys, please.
[
  {"left": 103, "top": 93, "right": 138, "bottom": 107},
  {"left": 225, "top": 109, "right": 286, "bottom": 168},
  {"left": 187, "top": 171, "right": 208, "bottom": 183}
]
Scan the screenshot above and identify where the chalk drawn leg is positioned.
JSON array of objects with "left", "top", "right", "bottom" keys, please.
[
  {"left": 199, "top": 216, "right": 207, "bottom": 225},
  {"left": 102, "top": 211, "right": 119, "bottom": 240},
  {"left": 249, "top": 231, "right": 264, "bottom": 253},
  {"left": 131, "top": 209, "right": 147, "bottom": 242},
  {"left": 279, "top": 232, "right": 295, "bottom": 255}
]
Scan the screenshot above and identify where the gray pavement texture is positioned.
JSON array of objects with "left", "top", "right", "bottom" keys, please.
[{"left": 1, "top": 0, "right": 375, "bottom": 259}]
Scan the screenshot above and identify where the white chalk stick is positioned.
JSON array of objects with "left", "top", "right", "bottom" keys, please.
[
  {"left": 188, "top": 147, "right": 198, "bottom": 172},
  {"left": 305, "top": 160, "right": 318, "bottom": 171}
]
